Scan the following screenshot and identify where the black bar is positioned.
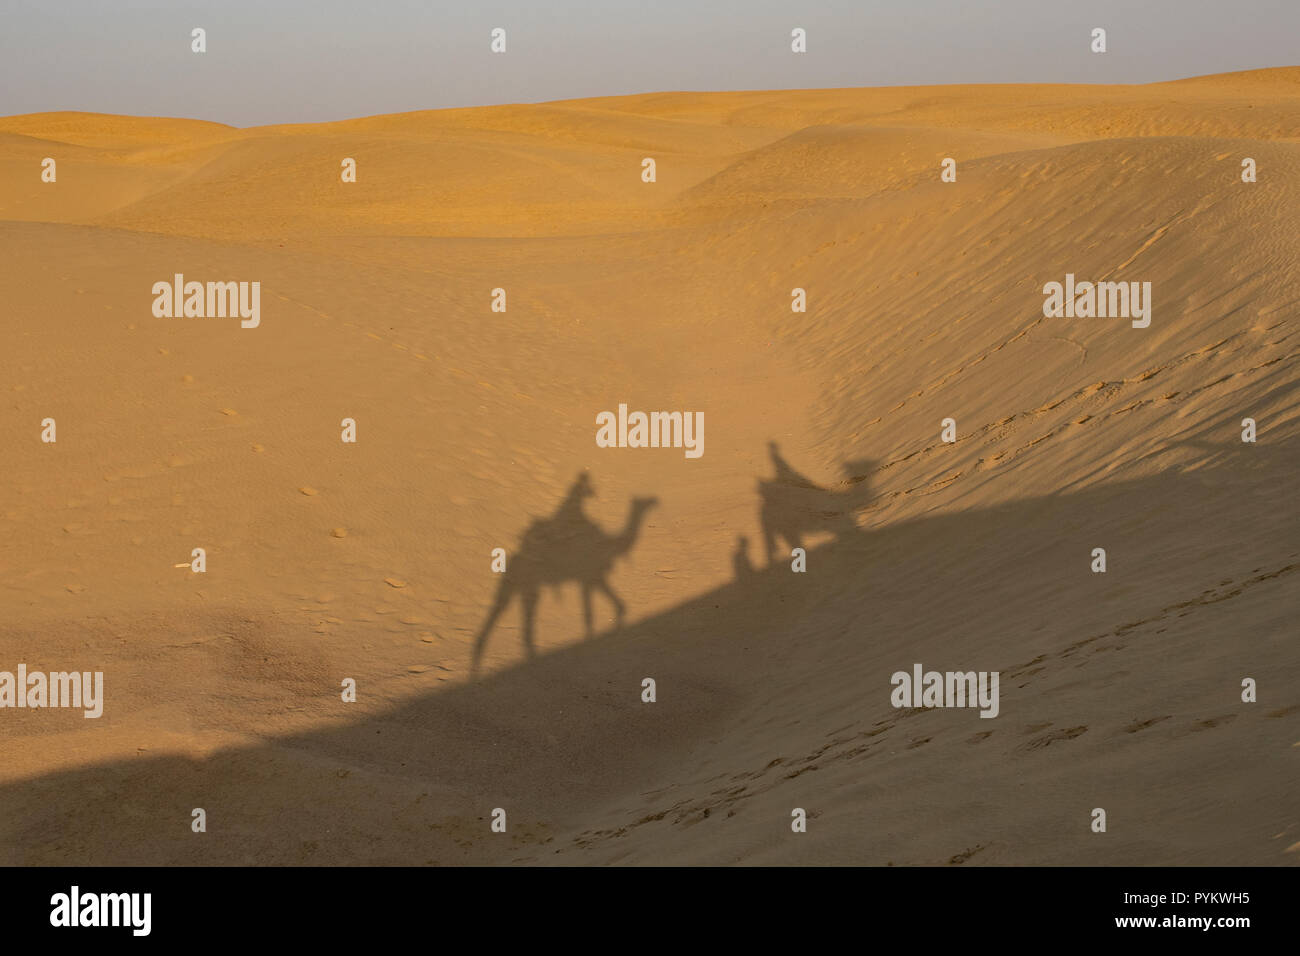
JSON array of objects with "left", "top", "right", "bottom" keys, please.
[{"left": 4, "top": 866, "right": 1285, "bottom": 942}]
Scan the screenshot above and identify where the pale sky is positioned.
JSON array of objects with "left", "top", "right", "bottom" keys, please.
[{"left": 1, "top": 0, "right": 1296, "bottom": 127}]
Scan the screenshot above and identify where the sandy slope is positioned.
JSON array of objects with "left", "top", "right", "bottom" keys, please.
[{"left": 0, "top": 70, "right": 1296, "bottom": 865}]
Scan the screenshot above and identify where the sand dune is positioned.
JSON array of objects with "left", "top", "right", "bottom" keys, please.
[{"left": 0, "top": 70, "right": 1296, "bottom": 865}]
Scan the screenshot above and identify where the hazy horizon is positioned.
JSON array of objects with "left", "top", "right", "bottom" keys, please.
[
  {"left": 8, "top": 67, "right": 1300, "bottom": 129},
  {"left": 2, "top": 0, "right": 1297, "bottom": 126}
]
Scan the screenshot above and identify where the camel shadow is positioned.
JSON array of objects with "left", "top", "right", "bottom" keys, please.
[
  {"left": 471, "top": 472, "right": 659, "bottom": 677},
  {"left": 758, "top": 442, "right": 877, "bottom": 566},
  {"left": 0, "top": 442, "right": 1295, "bottom": 865}
]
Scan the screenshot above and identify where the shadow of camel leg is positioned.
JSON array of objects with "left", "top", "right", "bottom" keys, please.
[
  {"left": 581, "top": 582, "right": 595, "bottom": 638},
  {"left": 761, "top": 511, "right": 778, "bottom": 565},
  {"left": 521, "top": 588, "right": 539, "bottom": 658},
  {"left": 470, "top": 579, "right": 512, "bottom": 677},
  {"left": 595, "top": 576, "right": 625, "bottom": 632}
]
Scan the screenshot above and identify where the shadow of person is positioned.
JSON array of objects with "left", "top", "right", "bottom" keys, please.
[
  {"left": 758, "top": 443, "right": 877, "bottom": 565},
  {"left": 732, "top": 535, "right": 756, "bottom": 580},
  {"left": 767, "top": 440, "right": 820, "bottom": 489},
  {"left": 2, "top": 453, "right": 1293, "bottom": 865},
  {"left": 470, "top": 472, "right": 659, "bottom": 678}
]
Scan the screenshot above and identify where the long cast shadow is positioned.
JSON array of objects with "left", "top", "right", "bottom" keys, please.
[
  {"left": 0, "top": 441, "right": 1295, "bottom": 865},
  {"left": 470, "top": 472, "right": 659, "bottom": 677},
  {"left": 758, "top": 441, "right": 876, "bottom": 564}
]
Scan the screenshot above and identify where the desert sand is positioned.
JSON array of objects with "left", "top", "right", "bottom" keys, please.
[{"left": 0, "top": 69, "right": 1296, "bottom": 865}]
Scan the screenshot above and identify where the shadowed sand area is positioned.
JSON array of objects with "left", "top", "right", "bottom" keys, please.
[{"left": 0, "top": 69, "right": 1297, "bottom": 864}]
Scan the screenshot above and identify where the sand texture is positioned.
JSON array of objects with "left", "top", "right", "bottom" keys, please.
[{"left": 0, "top": 69, "right": 1297, "bottom": 864}]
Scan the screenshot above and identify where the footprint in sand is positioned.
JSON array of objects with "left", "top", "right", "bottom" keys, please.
[
  {"left": 1123, "top": 715, "right": 1171, "bottom": 734},
  {"left": 1190, "top": 714, "right": 1237, "bottom": 731},
  {"left": 948, "top": 844, "right": 987, "bottom": 865},
  {"left": 1018, "top": 725, "right": 1088, "bottom": 753}
]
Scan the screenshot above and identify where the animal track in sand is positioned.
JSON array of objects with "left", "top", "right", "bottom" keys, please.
[
  {"left": 862, "top": 326, "right": 1293, "bottom": 513},
  {"left": 948, "top": 843, "right": 988, "bottom": 865},
  {"left": 1003, "top": 563, "right": 1298, "bottom": 697},
  {"left": 1123, "top": 715, "right": 1171, "bottom": 734},
  {"left": 1018, "top": 725, "right": 1088, "bottom": 753},
  {"left": 1189, "top": 714, "right": 1237, "bottom": 732}
]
